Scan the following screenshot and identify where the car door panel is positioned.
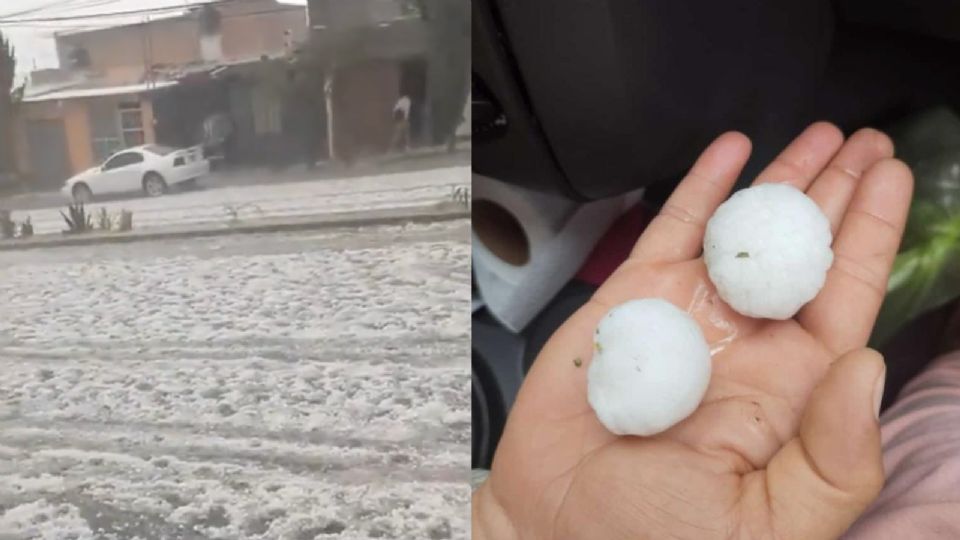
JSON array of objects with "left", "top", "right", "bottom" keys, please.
[
  {"left": 83, "top": 167, "right": 109, "bottom": 195},
  {"left": 93, "top": 165, "right": 121, "bottom": 195},
  {"left": 101, "top": 168, "right": 123, "bottom": 193},
  {"left": 116, "top": 162, "right": 143, "bottom": 193},
  {"left": 98, "top": 152, "right": 144, "bottom": 193}
]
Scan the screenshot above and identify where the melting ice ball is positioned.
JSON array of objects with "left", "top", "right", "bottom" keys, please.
[
  {"left": 587, "top": 298, "right": 711, "bottom": 436},
  {"left": 703, "top": 183, "right": 834, "bottom": 320}
]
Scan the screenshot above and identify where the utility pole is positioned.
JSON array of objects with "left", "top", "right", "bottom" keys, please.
[
  {"left": 144, "top": 14, "right": 154, "bottom": 88},
  {"left": 140, "top": 15, "right": 148, "bottom": 87}
]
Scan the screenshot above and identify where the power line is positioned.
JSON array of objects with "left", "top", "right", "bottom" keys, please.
[
  {"left": 0, "top": 0, "right": 292, "bottom": 23},
  {"left": 0, "top": 5, "right": 190, "bottom": 23},
  {"left": 0, "top": 5, "right": 307, "bottom": 28},
  {"left": 0, "top": 0, "right": 124, "bottom": 20},
  {"left": 0, "top": 0, "right": 72, "bottom": 19},
  {"left": 62, "top": 0, "right": 133, "bottom": 12},
  {"left": 0, "top": 0, "right": 148, "bottom": 28}
]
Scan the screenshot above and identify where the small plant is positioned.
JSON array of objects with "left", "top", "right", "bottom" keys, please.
[
  {"left": 60, "top": 203, "right": 94, "bottom": 234},
  {"left": 96, "top": 207, "right": 112, "bottom": 231},
  {"left": 223, "top": 204, "right": 240, "bottom": 222},
  {"left": 0, "top": 209, "right": 14, "bottom": 239},
  {"left": 118, "top": 210, "right": 133, "bottom": 232},
  {"left": 451, "top": 186, "right": 470, "bottom": 208},
  {"left": 18, "top": 216, "right": 33, "bottom": 238},
  {"left": 222, "top": 203, "right": 263, "bottom": 224}
]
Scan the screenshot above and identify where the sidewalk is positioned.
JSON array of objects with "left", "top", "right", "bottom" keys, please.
[
  {"left": 0, "top": 145, "right": 470, "bottom": 211},
  {"left": 1, "top": 165, "right": 469, "bottom": 238},
  {"left": 207, "top": 145, "right": 471, "bottom": 189},
  {"left": 0, "top": 200, "right": 469, "bottom": 252}
]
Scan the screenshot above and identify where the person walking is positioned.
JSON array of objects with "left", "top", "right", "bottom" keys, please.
[{"left": 391, "top": 94, "right": 412, "bottom": 153}]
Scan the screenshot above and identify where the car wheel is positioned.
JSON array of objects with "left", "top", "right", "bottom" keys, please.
[
  {"left": 72, "top": 183, "right": 93, "bottom": 204},
  {"left": 143, "top": 173, "right": 167, "bottom": 197}
]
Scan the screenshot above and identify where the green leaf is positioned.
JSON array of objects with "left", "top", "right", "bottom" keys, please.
[
  {"left": 870, "top": 108, "right": 960, "bottom": 347},
  {"left": 872, "top": 228, "right": 960, "bottom": 346}
]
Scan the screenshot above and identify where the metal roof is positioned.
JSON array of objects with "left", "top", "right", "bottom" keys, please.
[{"left": 22, "top": 80, "right": 178, "bottom": 102}]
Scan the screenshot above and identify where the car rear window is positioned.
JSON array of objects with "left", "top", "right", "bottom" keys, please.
[{"left": 144, "top": 144, "right": 176, "bottom": 156}]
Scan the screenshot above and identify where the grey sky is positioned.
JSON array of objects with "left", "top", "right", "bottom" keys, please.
[{"left": 0, "top": 0, "right": 208, "bottom": 78}]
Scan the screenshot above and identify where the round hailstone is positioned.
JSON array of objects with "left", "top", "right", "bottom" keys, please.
[
  {"left": 587, "top": 298, "right": 711, "bottom": 436},
  {"left": 703, "top": 183, "right": 833, "bottom": 320}
]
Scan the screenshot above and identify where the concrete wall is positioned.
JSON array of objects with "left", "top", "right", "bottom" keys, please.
[
  {"left": 307, "top": 16, "right": 427, "bottom": 62},
  {"left": 142, "top": 100, "right": 157, "bottom": 144},
  {"left": 308, "top": 0, "right": 404, "bottom": 29}
]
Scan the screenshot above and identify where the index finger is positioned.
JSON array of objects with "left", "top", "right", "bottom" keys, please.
[
  {"left": 752, "top": 122, "right": 844, "bottom": 189},
  {"left": 632, "top": 132, "right": 751, "bottom": 263}
]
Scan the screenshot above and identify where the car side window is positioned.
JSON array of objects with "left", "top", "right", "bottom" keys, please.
[
  {"left": 103, "top": 152, "right": 144, "bottom": 170},
  {"left": 102, "top": 155, "right": 122, "bottom": 170}
]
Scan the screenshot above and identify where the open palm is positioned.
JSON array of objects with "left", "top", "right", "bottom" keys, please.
[{"left": 474, "top": 123, "right": 914, "bottom": 540}]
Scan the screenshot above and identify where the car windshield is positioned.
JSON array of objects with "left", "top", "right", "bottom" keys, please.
[{"left": 143, "top": 144, "right": 177, "bottom": 156}]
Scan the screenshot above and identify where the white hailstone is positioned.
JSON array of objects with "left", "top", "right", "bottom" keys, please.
[
  {"left": 587, "top": 298, "right": 711, "bottom": 436},
  {"left": 703, "top": 183, "right": 833, "bottom": 320}
]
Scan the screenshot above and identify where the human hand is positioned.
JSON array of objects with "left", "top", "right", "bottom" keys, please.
[{"left": 473, "top": 123, "right": 914, "bottom": 540}]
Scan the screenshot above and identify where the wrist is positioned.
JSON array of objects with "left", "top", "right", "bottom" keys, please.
[{"left": 472, "top": 479, "right": 519, "bottom": 540}]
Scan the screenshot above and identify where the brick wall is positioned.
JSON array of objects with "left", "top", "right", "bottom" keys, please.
[
  {"left": 57, "top": 18, "right": 200, "bottom": 75},
  {"left": 54, "top": 0, "right": 308, "bottom": 81},
  {"left": 221, "top": 9, "right": 307, "bottom": 60}
]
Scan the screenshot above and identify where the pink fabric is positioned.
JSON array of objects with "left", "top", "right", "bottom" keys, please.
[{"left": 845, "top": 351, "right": 960, "bottom": 538}]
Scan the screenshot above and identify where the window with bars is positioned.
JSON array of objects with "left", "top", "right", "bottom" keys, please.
[
  {"left": 92, "top": 137, "right": 123, "bottom": 163},
  {"left": 118, "top": 101, "right": 145, "bottom": 147},
  {"left": 89, "top": 98, "right": 122, "bottom": 163}
]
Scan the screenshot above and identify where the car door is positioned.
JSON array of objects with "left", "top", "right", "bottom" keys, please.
[
  {"left": 90, "top": 153, "right": 123, "bottom": 194},
  {"left": 98, "top": 151, "right": 145, "bottom": 194}
]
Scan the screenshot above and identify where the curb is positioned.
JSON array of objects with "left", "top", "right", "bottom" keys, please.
[{"left": 0, "top": 202, "right": 470, "bottom": 252}]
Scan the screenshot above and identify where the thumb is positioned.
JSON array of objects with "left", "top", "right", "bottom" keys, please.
[{"left": 765, "top": 348, "right": 886, "bottom": 539}]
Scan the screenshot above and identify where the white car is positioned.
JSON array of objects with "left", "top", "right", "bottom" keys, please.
[{"left": 62, "top": 145, "right": 210, "bottom": 203}]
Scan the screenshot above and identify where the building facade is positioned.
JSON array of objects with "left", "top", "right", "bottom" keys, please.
[
  {"left": 14, "top": 0, "right": 454, "bottom": 190},
  {"left": 15, "top": 0, "right": 308, "bottom": 189},
  {"left": 306, "top": 0, "right": 429, "bottom": 163}
]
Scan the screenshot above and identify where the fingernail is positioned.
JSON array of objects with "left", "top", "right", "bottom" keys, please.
[{"left": 873, "top": 366, "right": 886, "bottom": 420}]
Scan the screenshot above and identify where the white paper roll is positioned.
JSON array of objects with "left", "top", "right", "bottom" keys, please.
[{"left": 473, "top": 174, "right": 642, "bottom": 332}]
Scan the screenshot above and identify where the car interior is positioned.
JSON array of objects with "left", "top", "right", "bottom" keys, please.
[{"left": 472, "top": 0, "right": 960, "bottom": 470}]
